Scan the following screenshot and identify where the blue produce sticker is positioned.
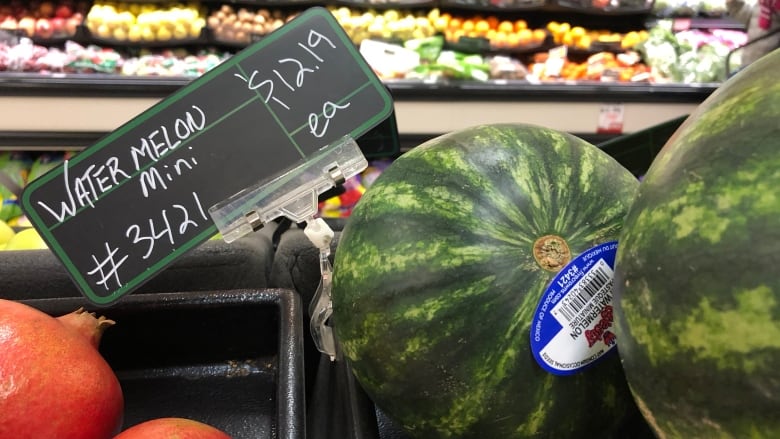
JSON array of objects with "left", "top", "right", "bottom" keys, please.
[{"left": 530, "top": 241, "right": 618, "bottom": 376}]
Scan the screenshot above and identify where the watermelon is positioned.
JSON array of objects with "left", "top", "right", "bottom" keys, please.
[
  {"left": 613, "top": 50, "right": 780, "bottom": 438},
  {"left": 331, "top": 123, "right": 649, "bottom": 438}
]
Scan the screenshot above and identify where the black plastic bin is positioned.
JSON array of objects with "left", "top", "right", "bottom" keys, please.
[
  {"left": 598, "top": 115, "right": 688, "bottom": 177},
  {"left": 308, "top": 353, "right": 411, "bottom": 439},
  {"left": 270, "top": 226, "right": 411, "bottom": 439},
  {"left": 19, "top": 288, "right": 305, "bottom": 439}
]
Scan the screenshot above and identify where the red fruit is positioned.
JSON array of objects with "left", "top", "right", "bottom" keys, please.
[
  {"left": 114, "top": 418, "right": 232, "bottom": 439},
  {"left": 50, "top": 16, "right": 66, "bottom": 35},
  {"left": 54, "top": 4, "right": 73, "bottom": 18},
  {"left": 0, "top": 299, "right": 124, "bottom": 439}
]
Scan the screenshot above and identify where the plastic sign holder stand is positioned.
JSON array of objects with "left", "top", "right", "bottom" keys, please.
[
  {"left": 208, "top": 135, "right": 364, "bottom": 242},
  {"left": 209, "top": 135, "right": 366, "bottom": 359},
  {"left": 305, "top": 217, "right": 338, "bottom": 361}
]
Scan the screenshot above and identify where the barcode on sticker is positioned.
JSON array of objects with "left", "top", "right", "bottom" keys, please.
[
  {"left": 552, "top": 260, "right": 612, "bottom": 323},
  {"left": 530, "top": 241, "right": 619, "bottom": 375}
]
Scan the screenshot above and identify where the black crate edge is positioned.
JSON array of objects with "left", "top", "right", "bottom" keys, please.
[{"left": 19, "top": 288, "right": 305, "bottom": 439}]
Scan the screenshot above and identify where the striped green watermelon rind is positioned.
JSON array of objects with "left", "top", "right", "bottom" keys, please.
[
  {"left": 332, "top": 123, "right": 648, "bottom": 438},
  {"left": 613, "top": 49, "right": 780, "bottom": 438}
]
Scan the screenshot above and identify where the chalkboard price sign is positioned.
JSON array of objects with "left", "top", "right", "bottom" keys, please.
[{"left": 21, "top": 7, "right": 394, "bottom": 306}]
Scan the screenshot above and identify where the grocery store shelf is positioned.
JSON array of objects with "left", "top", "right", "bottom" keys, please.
[
  {"left": 0, "top": 72, "right": 718, "bottom": 101},
  {"left": 394, "top": 99, "right": 697, "bottom": 134},
  {"left": 0, "top": 74, "right": 715, "bottom": 148}
]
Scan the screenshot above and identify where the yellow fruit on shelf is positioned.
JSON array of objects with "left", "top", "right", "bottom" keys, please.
[
  {"left": 0, "top": 220, "right": 15, "bottom": 245},
  {"left": 462, "top": 19, "right": 475, "bottom": 33},
  {"left": 128, "top": 24, "right": 142, "bottom": 41},
  {"left": 550, "top": 21, "right": 571, "bottom": 44},
  {"left": 492, "top": 31, "right": 508, "bottom": 48},
  {"left": 87, "top": 1, "right": 205, "bottom": 42},
  {"left": 433, "top": 16, "right": 448, "bottom": 32},
  {"left": 517, "top": 28, "right": 533, "bottom": 46},
  {"left": 597, "top": 33, "right": 622, "bottom": 43},
  {"left": 96, "top": 23, "right": 111, "bottom": 38},
  {"left": 3, "top": 228, "right": 47, "bottom": 251},
  {"left": 533, "top": 29, "right": 547, "bottom": 44},
  {"left": 156, "top": 26, "right": 172, "bottom": 41},
  {"left": 570, "top": 26, "right": 586, "bottom": 39},
  {"left": 562, "top": 32, "right": 574, "bottom": 46},
  {"left": 112, "top": 27, "right": 126, "bottom": 40},
  {"left": 141, "top": 26, "right": 155, "bottom": 41},
  {"left": 474, "top": 19, "right": 490, "bottom": 34},
  {"left": 498, "top": 20, "right": 513, "bottom": 34}
]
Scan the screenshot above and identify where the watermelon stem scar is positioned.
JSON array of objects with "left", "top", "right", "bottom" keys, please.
[{"left": 533, "top": 235, "right": 571, "bottom": 271}]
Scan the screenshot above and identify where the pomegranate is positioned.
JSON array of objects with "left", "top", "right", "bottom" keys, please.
[
  {"left": 114, "top": 418, "right": 232, "bottom": 438},
  {"left": 0, "top": 299, "right": 124, "bottom": 439}
]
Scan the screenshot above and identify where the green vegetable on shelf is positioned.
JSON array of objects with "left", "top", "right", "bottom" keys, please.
[
  {"left": 403, "top": 35, "right": 444, "bottom": 64},
  {"left": 639, "top": 21, "right": 741, "bottom": 83},
  {"left": 410, "top": 50, "right": 490, "bottom": 81}
]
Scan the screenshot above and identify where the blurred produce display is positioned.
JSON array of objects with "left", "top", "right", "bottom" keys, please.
[
  {"left": 0, "top": 1, "right": 751, "bottom": 84},
  {"left": 85, "top": 1, "right": 206, "bottom": 42},
  {"left": 652, "top": 0, "right": 729, "bottom": 16},
  {"left": 0, "top": 0, "right": 87, "bottom": 40},
  {"left": 0, "top": 38, "right": 226, "bottom": 74},
  {"left": 329, "top": 6, "right": 437, "bottom": 44},
  {"left": 557, "top": 0, "right": 653, "bottom": 12},
  {"left": 120, "top": 48, "right": 226, "bottom": 75},
  {"left": 529, "top": 49, "right": 651, "bottom": 81},
  {"left": 318, "top": 159, "right": 391, "bottom": 218},
  {"left": 207, "top": 5, "right": 296, "bottom": 44},
  {"left": 639, "top": 21, "right": 747, "bottom": 82},
  {"left": 548, "top": 21, "right": 649, "bottom": 50},
  {"left": 435, "top": 12, "right": 548, "bottom": 50},
  {"left": 0, "top": 0, "right": 757, "bottom": 229},
  {"left": 442, "top": 0, "right": 545, "bottom": 8}
]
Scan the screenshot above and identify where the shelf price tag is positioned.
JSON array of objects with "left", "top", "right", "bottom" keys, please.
[
  {"left": 20, "top": 7, "right": 394, "bottom": 306},
  {"left": 597, "top": 104, "right": 624, "bottom": 134}
]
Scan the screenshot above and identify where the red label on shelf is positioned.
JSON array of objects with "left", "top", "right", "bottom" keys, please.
[{"left": 597, "top": 104, "right": 624, "bottom": 134}]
